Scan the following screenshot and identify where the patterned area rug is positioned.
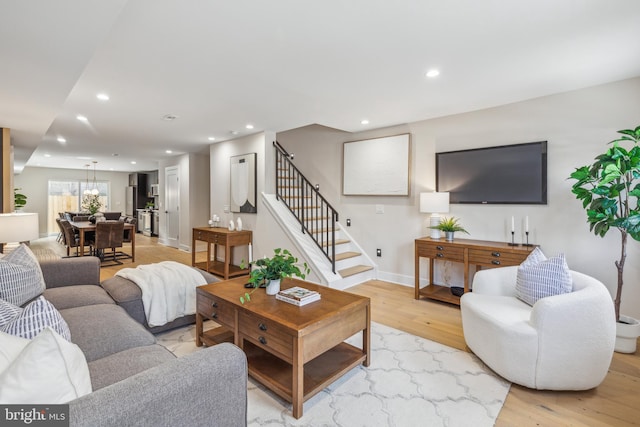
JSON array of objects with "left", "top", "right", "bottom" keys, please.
[{"left": 156, "top": 322, "right": 510, "bottom": 427}]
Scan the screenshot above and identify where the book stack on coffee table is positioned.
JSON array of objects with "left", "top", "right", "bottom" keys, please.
[{"left": 276, "top": 286, "right": 321, "bottom": 306}]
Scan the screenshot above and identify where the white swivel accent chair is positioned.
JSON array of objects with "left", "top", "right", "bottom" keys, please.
[{"left": 460, "top": 266, "right": 616, "bottom": 390}]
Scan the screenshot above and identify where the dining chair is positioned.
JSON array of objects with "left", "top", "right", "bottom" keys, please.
[
  {"left": 59, "top": 219, "right": 84, "bottom": 257},
  {"left": 90, "top": 221, "right": 125, "bottom": 265}
]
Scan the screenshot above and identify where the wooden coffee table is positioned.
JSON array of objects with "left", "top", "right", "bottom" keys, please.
[{"left": 196, "top": 277, "right": 371, "bottom": 419}]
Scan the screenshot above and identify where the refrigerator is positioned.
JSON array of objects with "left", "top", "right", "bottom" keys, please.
[{"left": 125, "top": 185, "right": 152, "bottom": 216}]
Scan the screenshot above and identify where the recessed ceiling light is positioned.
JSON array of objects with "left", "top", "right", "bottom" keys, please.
[
  {"left": 361, "top": 119, "right": 369, "bottom": 125},
  {"left": 246, "top": 124, "right": 254, "bottom": 130},
  {"left": 109, "top": 168, "right": 114, "bottom": 171},
  {"left": 165, "top": 150, "right": 173, "bottom": 154},
  {"left": 426, "top": 69, "right": 440, "bottom": 78},
  {"left": 231, "top": 131, "right": 239, "bottom": 135},
  {"left": 208, "top": 137, "right": 216, "bottom": 141},
  {"left": 162, "top": 114, "right": 177, "bottom": 121},
  {"left": 76, "top": 115, "right": 88, "bottom": 122},
  {"left": 131, "top": 161, "right": 137, "bottom": 165},
  {"left": 96, "top": 93, "right": 110, "bottom": 101},
  {"left": 57, "top": 137, "right": 66, "bottom": 143},
  {"left": 44, "top": 154, "right": 51, "bottom": 158},
  {"left": 112, "top": 153, "right": 119, "bottom": 157}
]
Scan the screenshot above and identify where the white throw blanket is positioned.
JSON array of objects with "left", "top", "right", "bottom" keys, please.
[{"left": 115, "top": 261, "right": 206, "bottom": 327}]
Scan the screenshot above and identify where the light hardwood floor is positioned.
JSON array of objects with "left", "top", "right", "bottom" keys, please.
[{"left": 35, "top": 234, "right": 640, "bottom": 426}]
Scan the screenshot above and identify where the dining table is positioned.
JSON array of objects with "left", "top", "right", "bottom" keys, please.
[{"left": 70, "top": 220, "right": 136, "bottom": 262}]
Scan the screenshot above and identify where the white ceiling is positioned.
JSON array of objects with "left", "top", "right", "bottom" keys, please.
[{"left": 3, "top": 0, "right": 640, "bottom": 173}]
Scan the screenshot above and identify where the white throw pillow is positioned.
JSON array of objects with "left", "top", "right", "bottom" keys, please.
[
  {"left": 516, "top": 248, "right": 572, "bottom": 306},
  {"left": 0, "top": 244, "right": 46, "bottom": 306},
  {"left": 0, "top": 327, "right": 92, "bottom": 404},
  {"left": 0, "top": 331, "right": 30, "bottom": 373},
  {"left": 1, "top": 296, "right": 71, "bottom": 341}
]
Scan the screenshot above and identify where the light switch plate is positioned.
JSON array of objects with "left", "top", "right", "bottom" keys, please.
[{"left": 375, "top": 205, "right": 384, "bottom": 214}]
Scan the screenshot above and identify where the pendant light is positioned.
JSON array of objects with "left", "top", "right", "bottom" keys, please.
[
  {"left": 90, "top": 161, "right": 99, "bottom": 195},
  {"left": 83, "top": 164, "right": 91, "bottom": 195}
]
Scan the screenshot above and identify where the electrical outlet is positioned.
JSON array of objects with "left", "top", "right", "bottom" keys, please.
[
  {"left": 375, "top": 205, "right": 384, "bottom": 214},
  {"left": 346, "top": 218, "right": 351, "bottom": 227},
  {"left": 376, "top": 248, "right": 382, "bottom": 257},
  {"left": 223, "top": 205, "right": 230, "bottom": 213}
]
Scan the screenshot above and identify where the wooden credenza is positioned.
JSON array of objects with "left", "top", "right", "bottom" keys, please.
[
  {"left": 415, "top": 237, "right": 536, "bottom": 305},
  {"left": 191, "top": 227, "right": 252, "bottom": 279}
]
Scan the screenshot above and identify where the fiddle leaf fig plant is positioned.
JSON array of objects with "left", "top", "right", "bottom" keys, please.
[
  {"left": 569, "top": 125, "right": 640, "bottom": 322},
  {"left": 240, "top": 248, "right": 310, "bottom": 304}
]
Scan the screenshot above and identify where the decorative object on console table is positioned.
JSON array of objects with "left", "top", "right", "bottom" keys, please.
[
  {"left": 420, "top": 192, "right": 450, "bottom": 239},
  {"left": 241, "top": 248, "right": 310, "bottom": 303},
  {"left": 569, "top": 124, "right": 640, "bottom": 353},
  {"left": 414, "top": 237, "right": 536, "bottom": 306},
  {"left": 429, "top": 216, "right": 468, "bottom": 242}
]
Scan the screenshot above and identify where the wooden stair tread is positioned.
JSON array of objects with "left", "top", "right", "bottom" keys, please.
[
  {"left": 335, "top": 251, "right": 360, "bottom": 261},
  {"left": 339, "top": 265, "right": 374, "bottom": 278},
  {"left": 322, "top": 239, "right": 350, "bottom": 247}
]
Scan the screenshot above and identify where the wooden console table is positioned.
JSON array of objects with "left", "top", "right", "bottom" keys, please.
[
  {"left": 196, "top": 277, "right": 370, "bottom": 419},
  {"left": 191, "top": 227, "right": 252, "bottom": 279},
  {"left": 415, "top": 237, "right": 536, "bottom": 305}
]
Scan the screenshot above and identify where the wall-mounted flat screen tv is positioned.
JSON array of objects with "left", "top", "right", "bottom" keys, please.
[{"left": 436, "top": 141, "right": 547, "bottom": 204}]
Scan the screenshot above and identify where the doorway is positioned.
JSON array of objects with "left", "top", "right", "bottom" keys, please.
[{"left": 165, "top": 166, "right": 180, "bottom": 249}]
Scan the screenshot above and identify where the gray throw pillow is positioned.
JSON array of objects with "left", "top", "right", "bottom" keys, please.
[
  {"left": 0, "top": 298, "right": 23, "bottom": 329},
  {"left": 0, "top": 244, "right": 46, "bottom": 306},
  {"left": 516, "top": 248, "right": 572, "bottom": 306},
  {"left": 1, "top": 296, "right": 71, "bottom": 341}
]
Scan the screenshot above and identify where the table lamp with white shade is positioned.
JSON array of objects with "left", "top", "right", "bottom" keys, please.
[
  {"left": 419, "top": 192, "right": 450, "bottom": 239},
  {"left": 0, "top": 212, "right": 39, "bottom": 252}
]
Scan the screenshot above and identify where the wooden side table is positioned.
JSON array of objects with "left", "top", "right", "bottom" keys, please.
[
  {"left": 192, "top": 227, "right": 252, "bottom": 279},
  {"left": 415, "top": 237, "right": 536, "bottom": 305}
]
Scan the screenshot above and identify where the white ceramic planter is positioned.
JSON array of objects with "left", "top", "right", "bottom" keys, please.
[
  {"left": 615, "top": 314, "right": 640, "bottom": 353},
  {"left": 266, "top": 279, "right": 281, "bottom": 296}
]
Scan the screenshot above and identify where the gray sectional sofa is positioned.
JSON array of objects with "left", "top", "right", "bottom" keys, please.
[{"left": 39, "top": 257, "right": 247, "bottom": 427}]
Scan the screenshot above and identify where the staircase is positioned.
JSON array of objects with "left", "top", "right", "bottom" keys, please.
[{"left": 272, "top": 142, "right": 375, "bottom": 289}]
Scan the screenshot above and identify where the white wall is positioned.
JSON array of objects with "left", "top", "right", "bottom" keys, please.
[
  {"left": 158, "top": 153, "right": 210, "bottom": 251},
  {"left": 276, "top": 77, "right": 640, "bottom": 319},
  {"left": 14, "top": 166, "right": 129, "bottom": 235},
  {"left": 209, "top": 131, "right": 313, "bottom": 277}
]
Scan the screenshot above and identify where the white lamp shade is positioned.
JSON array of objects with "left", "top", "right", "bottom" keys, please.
[
  {"left": 419, "top": 192, "right": 450, "bottom": 213},
  {"left": 0, "top": 213, "right": 39, "bottom": 244}
]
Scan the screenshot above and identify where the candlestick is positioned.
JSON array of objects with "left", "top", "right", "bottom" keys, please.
[
  {"left": 508, "top": 230, "right": 517, "bottom": 246},
  {"left": 523, "top": 231, "right": 533, "bottom": 247}
]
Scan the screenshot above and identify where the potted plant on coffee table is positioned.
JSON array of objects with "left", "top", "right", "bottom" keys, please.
[
  {"left": 569, "top": 125, "right": 640, "bottom": 353},
  {"left": 430, "top": 216, "right": 469, "bottom": 241},
  {"left": 240, "top": 248, "right": 310, "bottom": 303}
]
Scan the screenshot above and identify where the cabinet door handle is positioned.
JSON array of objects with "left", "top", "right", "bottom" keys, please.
[
  {"left": 211, "top": 301, "right": 218, "bottom": 308},
  {"left": 491, "top": 252, "right": 501, "bottom": 257},
  {"left": 436, "top": 246, "right": 444, "bottom": 250},
  {"left": 259, "top": 323, "right": 267, "bottom": 331},
  {"left": 258, "top": 336, "right": 267, "bottom": 345},
  {"left": 211, "top": 312, "right": 218, "bottom": 319},
  {"left": 436, "top": 253, "right": 444, "bottom": 258},
  {"left": 492, "top": 260, "right": 501, "bottom": 265}
]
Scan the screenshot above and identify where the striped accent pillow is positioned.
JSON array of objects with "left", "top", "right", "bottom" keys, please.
[
  {"left": 0, "top": 298, "right": 23, "bottom": 329},
  {"left": 0, "top": 244, "right": 46, "bottom": 306},
  {"left": 516, "top": 248, "right": 572, "bottom": 306},
  {"left": 1, "top": 296, "right": 71, "bottom": 341}
]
